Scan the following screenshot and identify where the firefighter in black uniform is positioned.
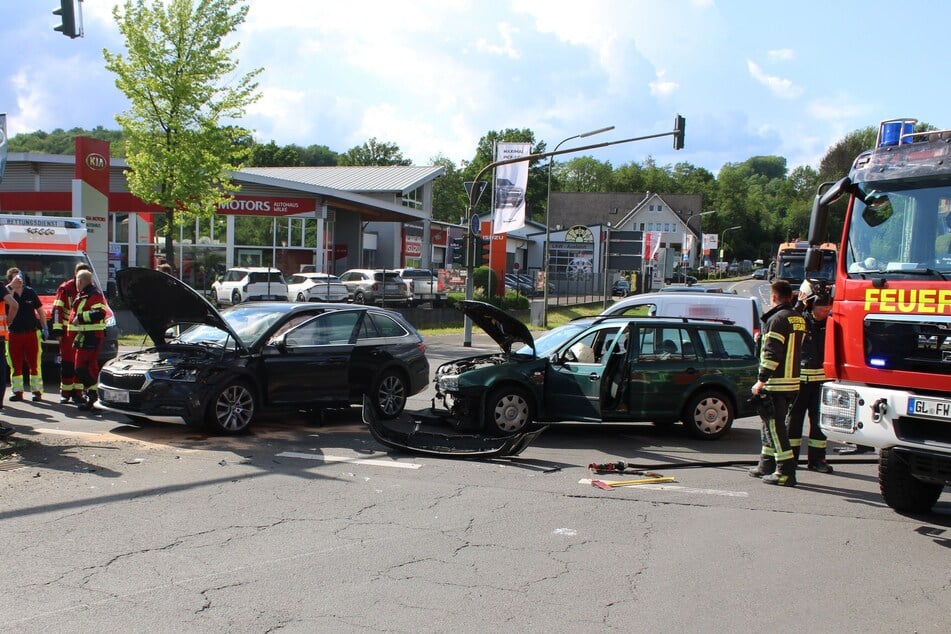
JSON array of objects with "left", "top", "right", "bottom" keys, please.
[
  {"left": 749, "top": 280, "right": 807, "bottom": 487},
  {"left": 787, "top": 282, "right": 834, "bottom": 473}
]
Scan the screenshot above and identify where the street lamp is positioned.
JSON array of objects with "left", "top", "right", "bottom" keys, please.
[
  {"left": 682, "top": 210, "right": 716, "bottom": 270},
  {"left": 720, "top": 225, "right": 742, "bottom": 270},
  {"left": 542, "top": 125, "right": 614, "bottom": 327}
]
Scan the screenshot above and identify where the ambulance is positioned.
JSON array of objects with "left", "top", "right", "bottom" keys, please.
[{"left": 0, "top": 215, "right": 118, "bottom": 366}]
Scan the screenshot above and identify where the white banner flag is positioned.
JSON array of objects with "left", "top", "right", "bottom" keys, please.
[
  {"left": 0, "top": 113, "right": 7, "bottom": 183},
  {"left": 492, "top": 142, "right": 531, "bottom": 234},
  {"left": 682, "top": 233, "right": 695, "bottom": 255},
  {"left": 643, "top": 231, "right": 663, "bottom": 260}
]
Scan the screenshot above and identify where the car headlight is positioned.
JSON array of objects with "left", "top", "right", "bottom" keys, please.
[
  {"left": 820, "top": 385, "right": 858, "bottom": 432},
  {"left": 436, "top": 374, "right": 460, "bottom": 391},
  {"left": 149, "top": 367, "right": 201, "bottom": 382}
]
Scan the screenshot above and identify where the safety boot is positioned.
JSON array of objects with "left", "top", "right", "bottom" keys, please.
[
  {"left": 762, "top": 459, "right": 797, "bottom": 487},
  {"left": 807, "top": 446, "right": 834, "bottom": 473},
  {"left": 748, "top": 455, "right": 775, "bottom": 478},
  {"left": 77, "top": 391, "right": 98, "bottom": 412}
]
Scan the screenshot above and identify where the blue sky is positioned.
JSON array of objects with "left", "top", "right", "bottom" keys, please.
[{"left": 3, "top": 0, "right": 948, "bottom": 175}]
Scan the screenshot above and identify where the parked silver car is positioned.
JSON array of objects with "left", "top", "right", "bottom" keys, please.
[{"left": 338, "top": 269, "right": 412, "bottom": 305}]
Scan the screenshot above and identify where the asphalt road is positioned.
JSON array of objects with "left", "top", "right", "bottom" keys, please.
[{"left": 0, "top": 284, "right": 948, "bottom": 632}]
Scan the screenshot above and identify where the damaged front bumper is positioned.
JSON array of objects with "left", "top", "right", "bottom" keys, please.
[{"left": 362, "top": 396, "right": 547, "bottom": 458}]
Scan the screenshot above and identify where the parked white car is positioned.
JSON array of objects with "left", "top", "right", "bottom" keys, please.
[
  {"left": 601, "top": 291, "right": 762, "bottom": 339},
  {"left": 212, "top": 267, "right": 288, "bottom": 305},
  {"left": 286, "top": 272, "right": 350, "bottom": 303}
]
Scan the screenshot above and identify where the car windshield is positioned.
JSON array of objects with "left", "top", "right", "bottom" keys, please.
[
  {"left": 847, "top": 180, "right": 951, "bottom": 279},
  {"left": 177, "top": 305, "right": 290, "bottom": 348},
  {"left": 514, "top": 321, "right": 591, "bottom": 357}
]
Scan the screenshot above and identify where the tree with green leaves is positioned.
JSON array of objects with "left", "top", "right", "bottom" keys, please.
[
  {"left": 553, "top": 156, "right": 614, "bottom": 192},
  {"left": 429, "top": 154, "right": 468, "bottom": 223},
  {"left": 103, "top": 0, "right": 261, "bottom": 271},
  {"left": 338, "top": 138, "right": 410, "bottom": 166}
]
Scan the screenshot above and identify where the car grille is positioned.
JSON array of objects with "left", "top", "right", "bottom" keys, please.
[{"left": 100, "top": 370, "right": 147, "bottom": 391}]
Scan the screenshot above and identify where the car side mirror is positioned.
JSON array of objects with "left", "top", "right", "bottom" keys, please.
[
  {"left": 548, "top": 352, "right": 562, "bottom": 364},
  {"left": 266, "top": 333, "right": 289, "bottom": 353}
]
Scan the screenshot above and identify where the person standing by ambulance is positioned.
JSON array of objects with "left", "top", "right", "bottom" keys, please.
[
  {"left": 51, "top": 263, "right": 92, "bottom": 405},
  {"left": 69, "top": 269, "right": 108, "bottom": 411},
  {"left": 749, "top": 280, "right": 807, "bottom": 487},
  {"left": 0, "top": 279, "right": 20, "bottom": 437},
  {"left": 6, "top": 267, "right": 48, "bottom": 402}
]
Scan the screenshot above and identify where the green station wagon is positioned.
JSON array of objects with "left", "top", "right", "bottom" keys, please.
[{"left": 434, "top": 301, "right": 759, "bottom": 439}]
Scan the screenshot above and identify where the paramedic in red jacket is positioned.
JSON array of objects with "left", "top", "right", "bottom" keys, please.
[
  {"left": 68, "top": 269, "right": 108, "bottom": 411},
  {"left": 51, "top": 263, "right": 92, "bottom": 405}
]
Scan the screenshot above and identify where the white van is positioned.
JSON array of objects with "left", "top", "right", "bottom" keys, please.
[{"left": 600, "top": 292, "right": 762, "bottom": 339}]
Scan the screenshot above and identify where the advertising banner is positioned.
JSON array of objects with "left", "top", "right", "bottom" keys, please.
[
  {"left": 643, "top": 231, "right": 663, "bottom": 260},
  {"left": 702, "top": 233, "right": 719, "bottom": 250},
  {"left": 492, "top": 142, "right": 531, "bottom": 234},
  {"left": 0, "top": 113, "right": 7, "bottom": 184}
]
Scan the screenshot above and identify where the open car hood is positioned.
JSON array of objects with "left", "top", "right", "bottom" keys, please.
[
  {"left": 457, "top": 300, "right": 534, "bottom": 355},
  {"left": 117, "top": 267, "right": 243, "bottom": 347}
]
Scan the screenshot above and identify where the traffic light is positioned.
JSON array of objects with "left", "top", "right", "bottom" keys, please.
[
  {"left": 673, "top": 114, "right": 685, "bottom": 150},
  {"left": 450, "top": 236, "right": 468, "bottom": 266},
  {"left": 476, "top": 236, "right": 491, "bottom": 266},
  {"left": 54, "top": 0, "right": 80, "bottom": 38}
]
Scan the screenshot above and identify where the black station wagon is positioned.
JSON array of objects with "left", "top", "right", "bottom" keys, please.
[
  {"left": 432, "top": 301, "right": 758, "bottom": 439},
  {"left": 98, "top": 268, "right": 429, "bottom": 434}
]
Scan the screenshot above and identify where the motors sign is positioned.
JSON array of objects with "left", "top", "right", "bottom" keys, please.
[{"left": 217, "top": 196, "right": 318, "bottom": 217}]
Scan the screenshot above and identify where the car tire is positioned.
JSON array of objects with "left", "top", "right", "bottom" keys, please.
[
  {"left": 372, "top": 369, "right": 408, "bottom": 419},
  {"left": 353, "top": 291, "right": 367, "bottom": 305},
  {"left": 231, "top": 290, "right": 241, "bottom": 305},
  {"left": 879, "top": 447, "right": 943, "bottom": 513},
  {"left": 485, "top": 386, "right": 533, "bottom": 435},
  {"left": 206, "top": 380, "right": 256, "bottom": 434},
  {"left": 682, "top": 390, "right": 733, "bottom": 440},
  {"left": 297, "top": 292, "right": 306, "bottom": 302}
]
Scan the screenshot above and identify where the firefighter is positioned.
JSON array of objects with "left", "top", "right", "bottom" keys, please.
[
  {"left": 749, "top": 280, "right": 807, "bottom": 487},
  {"left": 787, "top": 282, "right": 834, "bottom": 473},
  {"left": 51, "top": 263, "right": 92, "bottom": 405},
  {"left": 6, "top": 268, "right": 48, "bottom": 402},
  {"left": 68, "top": 269, "right": 108, "bottom": 412}
]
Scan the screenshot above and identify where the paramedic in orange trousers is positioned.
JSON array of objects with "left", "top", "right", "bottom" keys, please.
[
  {"left": 51, "top": 263, "right": 92, "bottom": 405},
  {"left": 69, "top": 269, "right": 108, "bottom": 412},
  {"left": 0, "top": 280, "right": 20, "bottom": 437},
  {"left": 6, "top": 268, "right": 48, "bottom": 402}
]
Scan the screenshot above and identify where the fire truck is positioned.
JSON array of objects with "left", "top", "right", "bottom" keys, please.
[
  {"left": 770, "top": 240, "right": 837, "bottom": 287},
  {"left": 805, "top": 117, "right": 951, "bottom": 513},
  {"left": 0, "top": 215, "right": 118, "bottom": 367}
]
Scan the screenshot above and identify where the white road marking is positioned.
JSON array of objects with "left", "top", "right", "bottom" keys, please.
[
  {"left": 276, "top": 451, "right": 423, "bottom": 469},
  {"left": 579, "top": 478, "right": 748, "bottom": 497}
]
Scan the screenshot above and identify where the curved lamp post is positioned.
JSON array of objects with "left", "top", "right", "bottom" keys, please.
[
  {"left": 720, "top": 225, "right": 742, "bottom": 271},
  {"left": 542, "top": 125, "right": 614, "bottom": 327}
]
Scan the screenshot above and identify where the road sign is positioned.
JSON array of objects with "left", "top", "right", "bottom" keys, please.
[
  {"left": 464, "top": 181, "right": 488, "bottom": 206},
  {"left": 470, "top": 213, "right": 481, "bottom": 235}
]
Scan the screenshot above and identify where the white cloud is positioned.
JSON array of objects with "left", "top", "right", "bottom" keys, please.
[
  {"left": 649, "top": 70, "right": 679, "bottom": 97},
  {"left": 475, "top": 23, "right": 521, "bottom": 59},
  {"left": 747, "top": 60, "right": 802, "bottom": 99},
  {"left": 10, "top": 70, "right": 49, "bottom": 133},
  {"left": 768, "top": 48, "right": 795, "bottom": 62}
]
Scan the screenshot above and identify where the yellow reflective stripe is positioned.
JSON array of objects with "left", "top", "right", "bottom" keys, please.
[
  {"left": 808, "top": 439, "right": 827, "bottom": 448},
  {"left": 761, "top": 446, "right": 775, "bottom": 456},
  {"left": 761, "top": 359, "right": 779, "bottom": 371},
  {"left": 775, "top": 449, "right": 794, "bottom": 461},
  {"left": 764, "top": 331, "right": 786, "bottom": 344},
  {"left": 790, "top": 438, "right": 802, "bottom": 447}
]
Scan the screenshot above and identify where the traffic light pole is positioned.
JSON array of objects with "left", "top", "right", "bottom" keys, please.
[{"left": 461, "top": 117, "right": 685, "bottom": 346}]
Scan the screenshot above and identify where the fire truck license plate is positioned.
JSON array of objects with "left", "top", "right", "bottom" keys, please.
[
  {"left": 100, "top": 387, "right": 130, "bottom": 403},
  {"left": 907, "top": 397, "right": 951, "bottom": 420}
]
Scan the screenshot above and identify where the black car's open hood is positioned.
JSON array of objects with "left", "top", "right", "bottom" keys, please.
[
  {"left": 458, "top": 300, "right": 534, "bottom": 355},
  {"left": 117, "top": 267, "right": 244, "bottom": 348}
]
